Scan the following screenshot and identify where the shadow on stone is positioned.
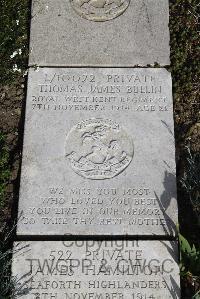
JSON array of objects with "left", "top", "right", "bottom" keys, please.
[
  {"left": 163, "top": 275, "right": 180, "bottom": 298},
  {"left": 12, "top": 242, "right": 32, "bottom": 297},
  {"left": 161, "top": 120, "right": 175, "bottom": 140},
  {"left": 154, "top": 170, "right": 177, "bottom": 237}
]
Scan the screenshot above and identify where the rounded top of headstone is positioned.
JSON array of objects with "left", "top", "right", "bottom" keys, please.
[{"left": 70, "top": 0, "right": 130, "bottom": 22}]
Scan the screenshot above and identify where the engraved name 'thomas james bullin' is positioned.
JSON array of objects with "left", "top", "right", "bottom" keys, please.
[
  {"left": 65, "top": 119, "right": 134, "bottom": 180},
  {"left": 70, "top": 0, "right": 130, "bottom": 22}
]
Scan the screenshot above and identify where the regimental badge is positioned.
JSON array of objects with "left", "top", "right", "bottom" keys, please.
[
  {"left": 65, "top": 118, "right": 134, "bottom": 179},
  {"left": 70, "top": 0, "right": 130, "bottom": 22}
]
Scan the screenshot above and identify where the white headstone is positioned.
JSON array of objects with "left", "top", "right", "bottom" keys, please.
[
  {"left": 17, "top": 67, "right": 178, "bottom": 237},
  {"left": 12, "top": 241, "right": 180, "bottom": 298},
  {"left": 29, "top": 0, "right": 170, "bottom": 67}
]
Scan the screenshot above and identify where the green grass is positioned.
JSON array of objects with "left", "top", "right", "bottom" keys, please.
[
  {"left": 170, "top": 0, "right": 200, "bottom": 99},
  {"left": 0, "top": 0, "right": 30, "bottom": 83},
  {"left": 179, "top": 233, "right": 200, "bottom": 296},
  {"left": 0, "top": 223, "right": 17, "bottom": 299},
  {"left": 181, "top": 148, "right": 200, "bottom": 215},
  {"left": 169, "top": 0, "right": 200, "bottom": 241},
  {"left": 0, "top": 133, "right": 10, "bottom": 208},
  {"left": 169, "top": 2, "right": 200, "bottom": 296}
]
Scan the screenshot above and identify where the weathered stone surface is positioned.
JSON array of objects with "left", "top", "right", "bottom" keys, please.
[
  {"left": 29, "top": 0, "right": 170, "bottom": 67},
  {"left": 70, "top": 0, "right": 130, "bottom": 22},
  {"left": 17, "top": 67, "right": 178, "bottom": 236},
  {"left": 12, "top": 241, "right": 180, "bottom": 298}
]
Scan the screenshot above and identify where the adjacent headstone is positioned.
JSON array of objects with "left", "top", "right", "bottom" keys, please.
[
  {"left": 12, "top": 240, "right": 180, "bottom": 299},
  {"left": 17, "top": 67, "right": 178, "bottom": 237},
  {"left": 29, "top": 0, "right": 170, "bottom": 67}
]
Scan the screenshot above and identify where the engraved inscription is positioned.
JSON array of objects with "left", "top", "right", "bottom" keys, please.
[
  {"left": 65, "top": 119, "right": 134, "bottom": 179},
  {"left": 12, "top": 241, "right": 180, "bottom": 299},
  {"left": 17, "top": 69, "right": 177, "bottom": 236},
  {"left": 21, "top": 187, "right": 170, "bottom": 229},
  {"left": 31, "top": 72, "right": 169, "bottom": 113},
  {"left": 70, "top": 0, "right": 130, "bottom": 22}
]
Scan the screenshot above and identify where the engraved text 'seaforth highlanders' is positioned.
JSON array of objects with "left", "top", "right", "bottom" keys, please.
[
  {"left": 66, "top": 119, "right": 134, "bottom": 179},
  {"left": 70, "top": 0, "right": 130, "bottom": 22}
]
